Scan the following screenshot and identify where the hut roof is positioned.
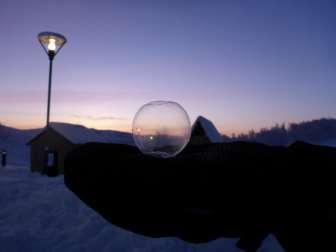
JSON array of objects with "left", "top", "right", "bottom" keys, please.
[
  {"left": 27, "top": 122, "right": 133, "bottom": 146},
  {"left": 191, "top": 116, "right": 222, "bottom": 143}
]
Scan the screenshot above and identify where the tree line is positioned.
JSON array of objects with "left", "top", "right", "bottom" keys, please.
[{"left": 230, "top": 118, "right": 336, "bottom": 146}]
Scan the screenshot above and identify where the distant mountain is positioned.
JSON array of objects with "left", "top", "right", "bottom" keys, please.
[
  {"left": 0, "top": 122, "right": 133, "bottom": 166},
  {"left": 233, "top": 118, "right": 336, "bottom": 147}
]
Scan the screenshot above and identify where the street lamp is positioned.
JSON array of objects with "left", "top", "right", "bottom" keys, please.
[{"left": 38, "top": 32, "right": 67, "bottom": 127}]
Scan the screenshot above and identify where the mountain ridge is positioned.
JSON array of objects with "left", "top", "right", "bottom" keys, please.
[{"left": 2, "top": 117, "right": 336, "bottom": 166}]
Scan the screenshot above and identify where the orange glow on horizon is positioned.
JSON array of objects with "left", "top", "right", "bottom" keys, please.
[
  {"left": 1, "top": 112, "right": 278, "bottom": 136},
  {"left": 2, "top": 117, "right": 245, "bottom": 136}
]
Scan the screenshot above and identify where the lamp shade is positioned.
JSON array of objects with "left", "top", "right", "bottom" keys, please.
[{"left": 38, "top": 31, "right": 67, "bottom": 56}]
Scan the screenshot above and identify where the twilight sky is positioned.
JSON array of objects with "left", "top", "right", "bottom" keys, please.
[{"left": 1, "top": 0, "right": 335, "bottom": 135}]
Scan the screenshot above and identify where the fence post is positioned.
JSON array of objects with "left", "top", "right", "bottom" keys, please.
[{"left": 1, "top": 150, "right": 7, "bottom": 167}]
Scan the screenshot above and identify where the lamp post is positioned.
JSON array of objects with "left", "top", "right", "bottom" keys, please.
[{"left": 38, "top": 32, "right": 67, "bottom": 127}]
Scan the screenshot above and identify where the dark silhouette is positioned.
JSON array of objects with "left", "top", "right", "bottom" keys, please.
[
  {"left": 1, "top": 150, "right": 6, "bottom": 167},
  {"left": 64, "top": 141, "right": 335, "bottom": 251}
]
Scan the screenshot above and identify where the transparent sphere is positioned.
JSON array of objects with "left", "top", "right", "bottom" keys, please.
[{"left": 132, "top": 101, "right": 191, "bottom": 158}]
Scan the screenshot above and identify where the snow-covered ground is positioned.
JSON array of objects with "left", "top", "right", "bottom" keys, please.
[{"left": 0, "top": 166, "right": 284, "bottom": 252}]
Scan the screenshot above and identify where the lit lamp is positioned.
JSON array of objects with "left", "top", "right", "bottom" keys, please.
[{"left": 38, "top": 32, "right": 67, "bottom": 127}]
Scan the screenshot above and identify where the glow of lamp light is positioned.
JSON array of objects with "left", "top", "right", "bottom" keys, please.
[
  {"left": 48, "top": 38, "right": 56, "bottom": 51},
  {"left": 149, "top": 136, "right": 154, "bottom": 140}
]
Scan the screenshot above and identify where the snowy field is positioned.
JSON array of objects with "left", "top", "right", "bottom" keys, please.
[{"left": 0, "top": 166, "right": 284, "bottom": 252}]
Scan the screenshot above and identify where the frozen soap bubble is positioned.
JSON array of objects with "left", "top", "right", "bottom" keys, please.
[{"left": 132, "top": 101, "right": 191, "bottom": 158}]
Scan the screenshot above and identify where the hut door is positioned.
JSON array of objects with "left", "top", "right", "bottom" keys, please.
[
  {"left": 46, "top": 151, "right": 58, "bottom": 167},
  {"left": 44, "top": 150, "right": 58, "bottom": 176},
  {"left": 47, "top": 152, "right": 54, "bottom": 167}
]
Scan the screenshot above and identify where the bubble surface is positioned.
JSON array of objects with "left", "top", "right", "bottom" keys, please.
[{"left": 132, "top": 101, "right": 191, "bottom": 158}]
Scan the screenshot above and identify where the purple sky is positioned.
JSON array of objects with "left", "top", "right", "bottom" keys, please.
[{"left": 1, "top": 0, "right": 335, "bottom": 135}]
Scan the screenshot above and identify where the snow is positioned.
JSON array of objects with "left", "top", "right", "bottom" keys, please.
[
  {"left": 316, "top": 138, "right": 336, "bottom": 148},
  {"left": 0, "top": 125, "right": 40, "bottom": 166},
  {"left": 0, "top": 167, "right": 284, "bottom": 252},
  {"left": 49, "top": 122, "right": 134, "bottom": 145},
  {"left": 192, "top": 116, "right": 222, "bottom": 143}
]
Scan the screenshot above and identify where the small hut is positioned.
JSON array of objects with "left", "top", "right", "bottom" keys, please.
[
  {"left": 27, "top": 123, "right": 133, "bottom": 175},
  {"left": 189, "top": 116, "right": 223, "bottom": 146},
  {"left": 27, "top": 127, "right": 75, "bottom": 174}
]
